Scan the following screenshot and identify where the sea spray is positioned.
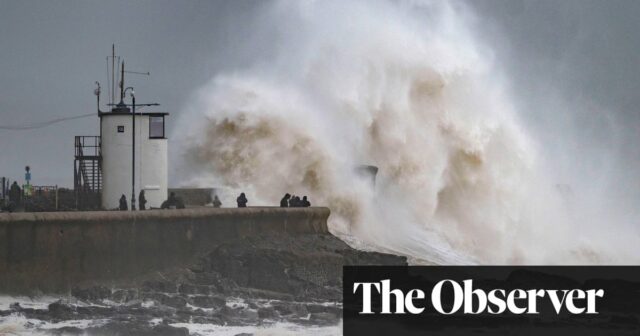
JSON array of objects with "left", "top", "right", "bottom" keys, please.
[{"left": 172, "top": 0, "right": 635, "bottom": 264}]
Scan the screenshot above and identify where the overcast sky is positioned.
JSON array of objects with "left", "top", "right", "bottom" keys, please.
[
  {"left": 1, "top": 0, "right": 639, "bottom": 192},
  {"left": 0, "top": 0, "right": 262, "bottom": 185}
]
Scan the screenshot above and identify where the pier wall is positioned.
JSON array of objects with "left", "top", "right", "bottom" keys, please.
[{"left": 0, "top": 207, "right": 330, "bottom": 294}]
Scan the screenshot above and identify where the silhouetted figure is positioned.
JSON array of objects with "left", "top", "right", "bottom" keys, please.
[
  {"left": 290, "top": 195, "right": 302, "bottom": 207},
  {"left": 280, "top": 193, "right": 291, "bottom": 207},
  {"left": 138, "top": 190, "right": 147, "bottom": 210},
  {"left": 9, "top": 182, "right": 21, "bottom": 207},
  {"left": 213, "top": 195, "right": 222, "bottom": 208},
  {"left": 237, "top": 192, "right": 248, "bottom": 208},
  {"left": 119, "top": 194, "right": 128, "bottom": 211},
  {"left": 161, "top": 192, "right": 185, "bottom": 209},
  {"left": 301, "top": 196, "right": 311, "bottom": 207}
]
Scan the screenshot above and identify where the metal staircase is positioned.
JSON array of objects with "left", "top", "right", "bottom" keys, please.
[{"left": 74, "top": 136, "right": 102, "bottom": 209}]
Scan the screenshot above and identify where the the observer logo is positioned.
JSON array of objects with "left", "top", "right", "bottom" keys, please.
[
  {"left": 343, "top": 266, "right": 640, "bottom": 336},
  {"left": 353, "top": 279, "right": 604, "bottom": 315}
]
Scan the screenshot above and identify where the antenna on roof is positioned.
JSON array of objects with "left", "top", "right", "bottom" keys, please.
[
  {"left": 101, "top": 45, "right": 152, "bottom": 109},
  {"left": 112, "top": 44, "right": 115, "bottom": 105},
  {"left": 105, "top": 44, "right": 118, "bottom": 106},
  {"left": 125, "top": 70, "right": 150, "bottom": 76},
  {"left": 120, "top": 61, "right": 125, "bottom": 103}
]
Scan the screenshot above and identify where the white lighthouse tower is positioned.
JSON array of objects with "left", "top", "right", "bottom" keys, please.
[
  {"left": 100, "top": 103, "right": 168, "bottom": 210},
  {"left": 98, "top": 57, "right": 169, "bottom": 210}
]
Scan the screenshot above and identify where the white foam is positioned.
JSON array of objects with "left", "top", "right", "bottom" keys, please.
[
  {"left": 0, "top": 312, "right": 108, "bottom": 335},
  {"left": 0, "top": 295, "right": 60, "bottom": 311},
  {"left": 172, "top": 0, "right": 639, "bottom": 265},
  {"left": 225, "top": 297, "right": 248, "bottom": 309}
]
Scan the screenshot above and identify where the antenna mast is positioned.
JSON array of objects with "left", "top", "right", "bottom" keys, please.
[
  {"left": 111, "top": 44, "right": 115, "bottom": 106},
  {"left": 120, "top": 61, "right": 125, "bottom": 102}
]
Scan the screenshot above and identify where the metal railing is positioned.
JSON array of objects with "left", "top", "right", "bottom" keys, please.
[
  {"left": 75, "top": 136, "right": 101, "bottom": 158},
  {"left": 74, "top": 136, "right": 102, "bottom": 209}
]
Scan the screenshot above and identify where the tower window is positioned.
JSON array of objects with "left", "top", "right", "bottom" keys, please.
[
  {"left": 117, "top": 125, "right": 125, "bottom": 133},
  {"left": 149, "top": 116, "right": 165, "bottom": 139}
]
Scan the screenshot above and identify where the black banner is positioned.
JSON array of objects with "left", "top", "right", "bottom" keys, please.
[{"left": 344, "top": 266, "right": 640, "bottom": 335}]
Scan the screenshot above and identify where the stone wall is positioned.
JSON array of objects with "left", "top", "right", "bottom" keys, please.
[{"left": 0, "top": 207, "right": 329, "bottom": 294}]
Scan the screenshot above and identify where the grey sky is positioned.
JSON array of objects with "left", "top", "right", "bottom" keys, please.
[
  {"left": 468, "top": 0, "right": 640, "bottom": 208},
  {"left": 0, "top": 0, "right": 262, "bottom": 185},
  {"left": 1, "top": 0, "right": 639, "bottom": 197}
]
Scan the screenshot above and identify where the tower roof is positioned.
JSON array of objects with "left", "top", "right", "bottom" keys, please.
[
  {"left": 99, "top": 111, "right": 169, "bottom": 117},
  {"left": 110, "top": 101, "right": 131, "bottom": 114}
]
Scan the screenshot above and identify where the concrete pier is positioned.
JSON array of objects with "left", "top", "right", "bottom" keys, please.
[{"left": 0, "top": 207, "right": 330, "bottom": 294}]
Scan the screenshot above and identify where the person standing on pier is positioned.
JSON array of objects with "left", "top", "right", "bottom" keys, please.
[
  {"left": 237, "top": 192, "right": 248, "bottom": 208},
  {"left": 119, "top": 195, "right": 128, "bottom": 211},
  {"left": 138, "top": 190, "right": 147, "bottom": 210},
  {"left": 9, "top": 182, "right": 21, "bottom": 208},
  {"left": 280, "top": 193, "right": 291, "bottom": 207},
  {"left": 213, "top": 195, "right": 222, "bottom": 208}
]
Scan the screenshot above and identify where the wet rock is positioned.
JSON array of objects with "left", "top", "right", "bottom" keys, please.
[
  {"left": 189, "top": 295, "right": 225, "bottom": 308},
  {"left": 76, "top": 305, "right": 114, "bottom": 317},
  {"left": 237, "top": 288, "right": 295, "bottom": 301},
  {"left": 306, "top": 303, "right": 341, "bottom": 316},
  {"left": 217, "top": 305, "right": 260, "bottom": 324},
  {"left": 48, "top": 301, "right": 76, "bottom": 318},
  {"left": 71, "top": 286, "right": 111, "bottom": 302},
  {"left": 237, "top": 308, "right": 259, "bottom": 321},
  {"left": 189, "top": 261, "right": 205, "bottom": 273},
  {"left": 201, "top": 233, "right": 405, "bottom": 301},
  {"left": 257, "top": 306, "right": 277, "bottom": 319},
  {"left": 111, "top": 289, "right": 139, "bottom": 303},
  {"left": 192, "top": 271, "right": 237, "bottom": 293},
  {"left": 190, "top": 315, "right": 225, "bottom": 325},
  {"left": 48, "top": 326, "right": 84, "bottom": 335},
  {"left": 217, "top": 278, "right": 240, "bottom": 293},
  {"left": 309, "top": 312, "right": 340, "bottom": 325},
  {"left": 272, "top": 302, "right": 308, "bottom": 317},
  {"left": 175, "top": 307, "right": 207, "bottom": 321},
  {"left": 178, "top": 283, "right": 211, "bottom": 295},
  {"left": 27, "top": 231, "right": 406, "bottom": 333},
  {"left": 142, "top": 280, "right": 178, "bottom": 294},
  {"left": 142, "top": 293, "right": 187, "bottom": 309},
  {"left": 160, "top": 295, "right": 188, "bottom": 309},
  {"left": 14, "top": 307, "right": 45, "bottom": 320},
  {"left": 85, "top": 321, "right": 188, "bottom": 336},
  {"left": 152, "top": 324, "right": 190, "bottom": 336},
  {"left": 220, "top": 305, "right": 240, "bottom": 318}
]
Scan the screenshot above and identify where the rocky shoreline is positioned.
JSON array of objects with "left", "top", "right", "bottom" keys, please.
[{"left": 0, "top": 232, "right": 406, "bottom": 335}]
